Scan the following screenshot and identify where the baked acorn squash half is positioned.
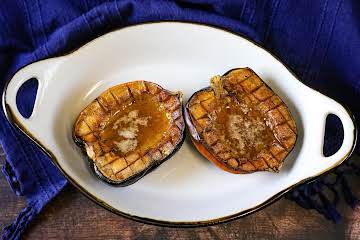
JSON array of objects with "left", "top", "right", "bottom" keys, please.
[
  {"left": 73, "top": 81, "right": 185, "bottom": 186},
  {"left": 185, "top": 68, "right": 297, "bottom": 174}
]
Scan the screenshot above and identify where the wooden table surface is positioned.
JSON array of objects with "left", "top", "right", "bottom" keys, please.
[{"left": 1, "top": 152, "right": 360, "bottom": 240}]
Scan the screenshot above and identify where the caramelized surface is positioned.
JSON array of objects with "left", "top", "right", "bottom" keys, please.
[
  {"left": 186, "top": 68, "right": 297, "bottom": 173},
  {"left": 213, "top": 96, "right": 276, "bottom": 160},
  {"left": 73, "top": 81, "right": 184, "bottom": 183},
  {"left": 99, "top": 94, "right": 170, "bottom": 157}
]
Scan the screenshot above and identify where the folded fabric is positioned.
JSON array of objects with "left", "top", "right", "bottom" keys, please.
[{"left": 1, "top": 1, "right": 359, "bottom": 239}]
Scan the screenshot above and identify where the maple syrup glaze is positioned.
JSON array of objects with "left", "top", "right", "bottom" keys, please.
[
  {"left": 99, "top": 94, "right": 170, "bottom": 157},
  {"left": 212, "top": 95, "right": 276, "bottom": 160}
]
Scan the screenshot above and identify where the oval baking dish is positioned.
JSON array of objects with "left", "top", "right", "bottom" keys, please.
[{"left": 3, "top": 22, "right": 357, "bottom": 226}]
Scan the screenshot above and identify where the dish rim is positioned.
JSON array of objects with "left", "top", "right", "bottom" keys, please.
[{"left": 2, "top": 21, "right": 358, "bottom": 227}]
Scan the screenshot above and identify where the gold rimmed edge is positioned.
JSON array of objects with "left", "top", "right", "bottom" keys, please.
[{"left": 2, "top": 21, "right": 358, "bottom": 227}]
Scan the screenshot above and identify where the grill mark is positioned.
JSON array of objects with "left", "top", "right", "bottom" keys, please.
[
  {"left": 268, "top": 150, "right": 280, "bottom": 163},
  {"left": 256, "top": 157, "right": 271, "bottom": 169},
  {"left": 274, "top": 105, "right": 290, "bottom": 124},
  {"left": 140, "top": 155, "right": 149, "bottom": 166},
  {"left": 254, "top": 92, "right": 274, "bottom": 102},
  {"left": 96, "top": 98, "right": 108, "bottom": 113},
  {"left": 109, "top": 90, "right": 122, "bottom": 106},
  {"left": 143, "top": 81, "right": 150, "bottom": 94},
  {"left": 262, "top": 99, "right": 282, "bottom": 113},
  {"left": 246, "top": 160, "right": 257, "bottom": 169},
  {"left": 127, "top": 86, "right": 135, "bottom": 100},
  {"left": 82, "top": 120, "right": 93, "bottom": 132},
  {"left": 270, "top": 100, "right": 282, "bottom": 111},
  {"left": 106, "top": 156, "right": 118, "bottom": 166},
  {"left": 235, "top": 72, "right": 254, "bottom": 83},
  {"left": 262, "top": 156, "right": 277, "bottom": 171},
  {"left": 249, "top": 82, "right": 264, "bottom": 95}
]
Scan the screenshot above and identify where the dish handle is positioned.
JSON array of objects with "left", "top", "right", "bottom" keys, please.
[
  {"left": 3, "top": 58, "right": 63, "bottom": 138},
  {"left": 311, "top": 96, "right": 357, "bottom": 173}
]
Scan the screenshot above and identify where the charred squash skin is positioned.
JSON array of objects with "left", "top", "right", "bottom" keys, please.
[
  {"left": 73, "top": 81, "right": 185, "bottom": 186},
  {"left": 184, "top": 68, "right": 297, "bottom": 174}
]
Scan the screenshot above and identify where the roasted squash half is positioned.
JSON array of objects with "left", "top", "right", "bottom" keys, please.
[
  {"left": 73, "top": 81, "right": 185, "bottom": 186},
  {"left": 185, "top": 68, "right": 297, "bottom": 173}
]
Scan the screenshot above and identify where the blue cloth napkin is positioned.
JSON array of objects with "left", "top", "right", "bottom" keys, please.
[{"left": 1, "top": 1, "right": 359, "bottom": 239}]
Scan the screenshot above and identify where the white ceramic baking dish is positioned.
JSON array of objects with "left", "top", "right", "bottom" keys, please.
[{"left": 3, "top": 22, "right": 357, "bottom": 226}]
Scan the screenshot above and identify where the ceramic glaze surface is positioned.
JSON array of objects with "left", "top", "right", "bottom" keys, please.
[{"left": 4, "top": 22, "right": 356, "bottom": 224}]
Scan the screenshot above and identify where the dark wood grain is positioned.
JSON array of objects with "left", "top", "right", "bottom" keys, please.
[{"left": 1, "top": 152, "right": 360, "bottom": 240}]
